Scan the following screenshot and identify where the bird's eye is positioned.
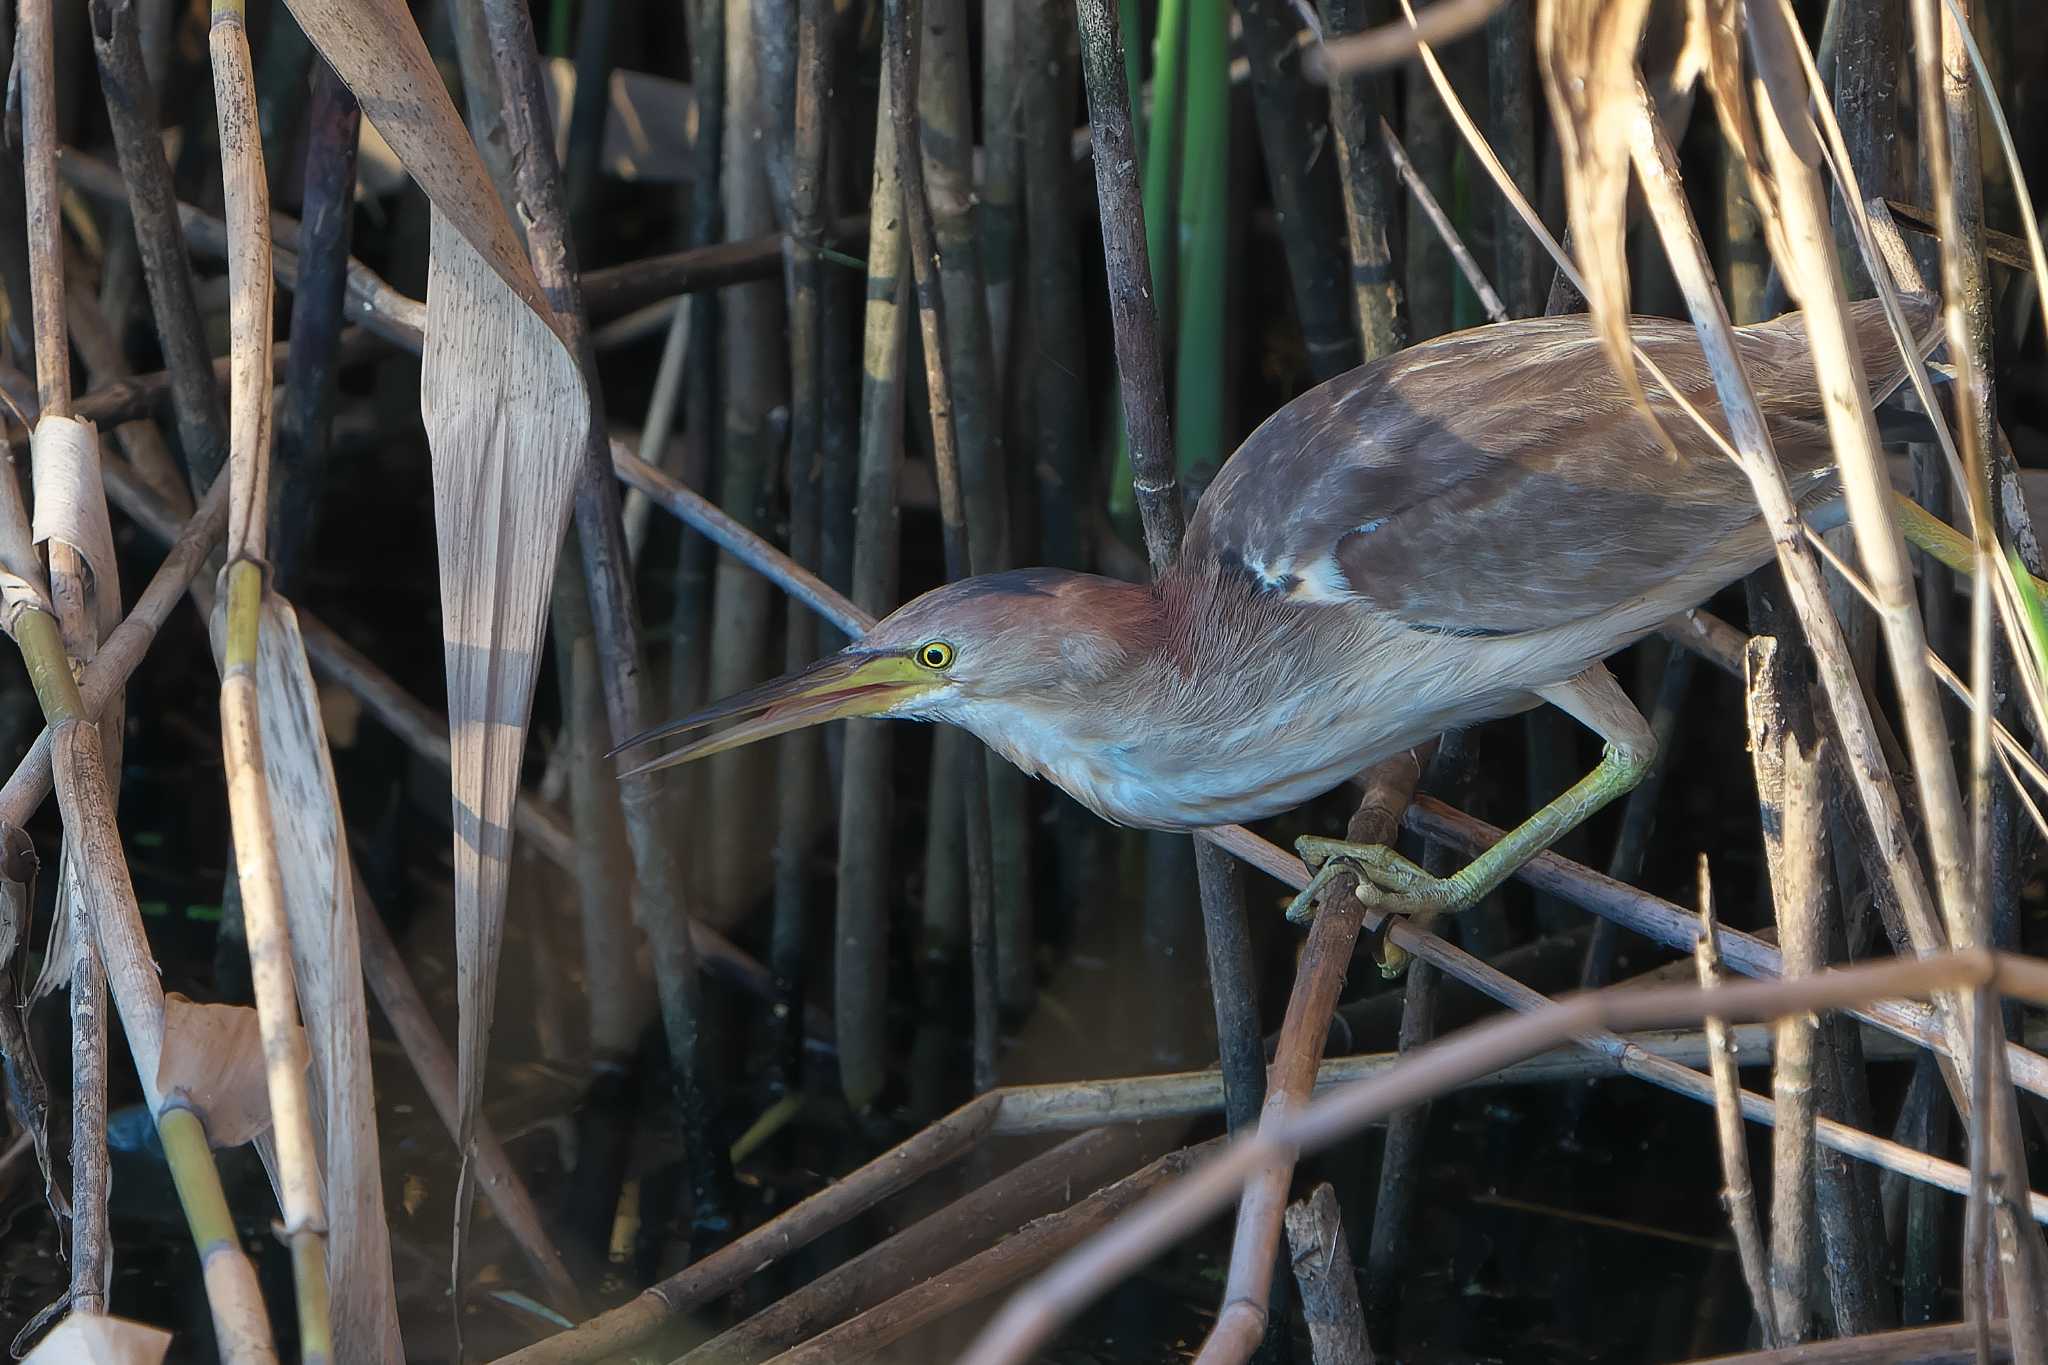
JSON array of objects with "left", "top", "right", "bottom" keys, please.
[{"left": 917, "top": 641, "right": 956, "bottom": 670}]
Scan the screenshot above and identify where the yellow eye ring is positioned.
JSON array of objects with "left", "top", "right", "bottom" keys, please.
[{"left": 918, "top": 640, "right": 956, "bottom": 670}]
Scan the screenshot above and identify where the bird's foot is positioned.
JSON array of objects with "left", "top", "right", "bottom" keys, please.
[{"left": 1289, "top": 835, "right": 1462, "bottom": 976}]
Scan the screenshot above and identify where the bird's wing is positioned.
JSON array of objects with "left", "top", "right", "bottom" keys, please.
[{"left": 1181, "top": 298, "right": 1925, "bottom": 637}]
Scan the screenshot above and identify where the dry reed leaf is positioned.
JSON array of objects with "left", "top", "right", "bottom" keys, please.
[
  {"left": 419, "top": 205, "right": 588, "bottom": 1163},
  {"left": 29, "top": 415, "right": 121, "bottom": 1004},
  {"left": 22, "top": 1313, "right": 172, "bottom": 1365},
  {"left": 248, "top": 594, "right": 401, "bottom": 1361},
  {"left": 1534, "top": 0, "right": 1665, "bottom": 445},
  {"left": 157, "top": 993, "right": 279, "bottom": 1149},
  {"left": 285, "top": 0, "right": 589, "bottom": 1302},
  {"left": 279, "top": 0, "right": 559, "bottom": 335}
]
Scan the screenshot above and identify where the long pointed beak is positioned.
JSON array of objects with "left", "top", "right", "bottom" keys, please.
[{"left": 609, "top": 650, "right": 937, "bottom": 780}]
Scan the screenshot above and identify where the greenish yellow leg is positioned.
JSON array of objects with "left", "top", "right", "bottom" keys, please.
[{"left": 1288, "top": 665, "right": 1656, "bottom": 966}]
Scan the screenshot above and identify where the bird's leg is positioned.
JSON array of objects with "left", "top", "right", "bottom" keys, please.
[{"left": 1289, "top": 663, "right": 1655, "bottom": 931}]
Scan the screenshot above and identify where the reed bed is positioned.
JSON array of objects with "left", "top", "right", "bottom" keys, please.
[{"left": 2, "top": 2, "right": 2048, "bottom": 1362}]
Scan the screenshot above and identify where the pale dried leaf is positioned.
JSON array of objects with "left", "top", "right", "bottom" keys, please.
[
  {"left": 1535, "top": 0, "right": 1658, "bottom": 430},
  {"left": 280, "top": 0, "right": 560, "bottom": 336},
  {"left": 29, "top": 416, "right": 118, "bottom": 619},
  {"left": 23, "top": 1314, "right": 171, "bottom": 1365},
  {"left": 252, "top": 593, "right": 401, "bottom": 1361},
  {"left": 419, "top": 206, "right": 588, "bottom": 1161},
  {"left": 157, "top": 994, "right": 278, "bottom": 1149}
]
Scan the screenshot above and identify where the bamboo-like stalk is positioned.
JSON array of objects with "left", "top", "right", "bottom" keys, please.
[
  {"left": 470, "top": 0, "right": 731, "bottom": 1248},
  {"left": 1175, "top": 0, "right": 1230, "bottom": 491},
  {"left": 271, "top": 62, "right": 359, "bottom": 595},
  {"left": 1747, "top": 637, "right": 1818, "bottom": 1345},
  {"left": 1486, "top": 1, "right": 1542, "bottom": 317},
  {"left": 1362, "top": 960, "right": 1438, "bottom": 1346},
  {"left": 87, "top": 0, "right": 230, "bottom": 493},
  {"left": 1234, "top": 0, "right": 1358, "bottom": 382},
  {"left": 2, "top": 528, "right": 272, "bottom": 1356},
  {"left": 770, "top": 0, "right": 831, "bottom": 1096},
  {"left": 156, "top": 1106, "right": 275, "bottom": 1359},
  {"left": 887, "top": 0, "right": 1000, "bottom": 1092},
  {"left": 1931, "top": 0, "right": 2033, "bottom": 1000},
  {"left": 19, "top": 0, "right": 118, "bottom": 1326},
  {"left": 704, "top": 0, "right": 787, "bottom": 919},
  {"left": 1401, "top": 66, "right": 1454, "bottom": 340},
  {"left": 546, "top": 547, "right": 643, "bottom": 1262},
  {"left": 1075, "top": 0, "right": 1184, "bottom": 572},
  {"left": 1695, "top": 856, "right": 1777, "bottom": 1347},
  {"left": 919, "top": 0, "right": 1024, "bottom": 1029},
  {"left": 664, "top": 0, "right": 723, "bottom": 883},
  {"left": 208, "top": 10, "right": 331, "bottom": 1353},
  {"left": 836, "top": 48, "right": 909, "bottom": 1114},
  {"left": 981, "top": 0, "right": 1020, "bottom": 392},
  {"left": 1320, "top": 0, "right": 1404, "bottom": 358}
]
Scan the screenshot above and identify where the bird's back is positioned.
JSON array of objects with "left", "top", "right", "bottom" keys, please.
[{"left": 1180, "top": 297, "right": 1934, "bottom": 641}]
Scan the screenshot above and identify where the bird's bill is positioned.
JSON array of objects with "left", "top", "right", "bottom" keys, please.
[{"left": 610, "top": 651, "right": 937, "bottom": 779}]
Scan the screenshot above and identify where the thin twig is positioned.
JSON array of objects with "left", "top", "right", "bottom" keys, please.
[
  {"left": 1696, "top": 856, "right": 1778, "bottom": 1348},
  {"left": 1377, "top": 116, "right": 1509, "bottom": 324}
]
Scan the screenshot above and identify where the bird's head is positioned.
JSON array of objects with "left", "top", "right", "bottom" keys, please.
[{"left": 611, "top": 567, "right": 1156, "bottom": 779}]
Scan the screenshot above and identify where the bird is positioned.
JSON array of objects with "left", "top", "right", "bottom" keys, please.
[{"left": 615, "top": 296, "right": 1949, "bottom": 933}]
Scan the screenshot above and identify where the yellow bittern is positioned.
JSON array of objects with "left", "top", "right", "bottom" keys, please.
[{"left": 617, "top": 298, "right": 1950, "bottom": 928}]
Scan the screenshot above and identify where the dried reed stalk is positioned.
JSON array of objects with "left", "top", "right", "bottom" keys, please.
[
  {"left": 1697, "top": 857, "right": 1778, "bottom": 1347},
  {"left": 887, "top": 0, "right": 1000, "bottom": 1091},
  {"left": 1236, "top": 0, "right": 1358, "bottom": 380},
  {"left": 271, "top": 64, "right": 359, "bottom": 592},
  {"left": 87, "top": 0, "right": 230, "bottom": 492},
  {"left": 704, "top": 0, "right": 785, "bottom": 919},
  {"left": 1319, "top": 0, "right": 1405, "bottom": 357},
  {"left": 1286, "top": 1183, "right": 1374, "bottom": 1365},
  {"left": 767, "top": 0, "right": 832, "bottom": 1099},
  {"left": 19, "top": 0, "right": 121, "bottom": 1323},
  {"left": 1740, "top": 12, "right": 2048, "bottom": 1343},
  {"left": 1747, "top": 637, "right": 1819, "bottom": 1343},
  {"left": 769, "top": 1140, "right": 1215, "bottom": 1365},
  {"left": 836, "top": 52, "right": 909, "bottom": 1111},
  {"left": 959, "top": 949, "right": 2048, "bottom": 1365},
  {"left": 0, "top": 498, "right": 272, "bottom": 1356},
  {"left": 680, "top": 1128, "right": 1145, "bottom": 1364},
  {"left": 208, "top": 8, "right": 333, "bottom": 1352}
]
